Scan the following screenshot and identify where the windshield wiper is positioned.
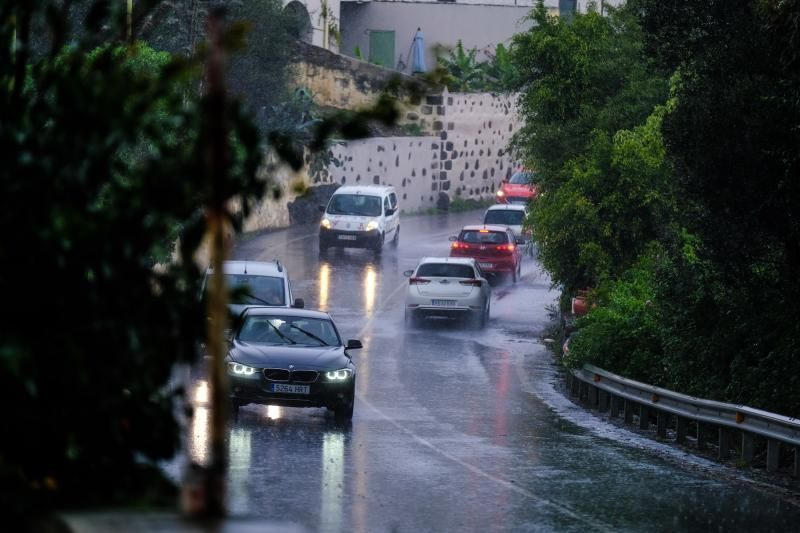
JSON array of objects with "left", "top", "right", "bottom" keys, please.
[
  {"left": 288, "top": 324, "right": 329, "bottom": 346},
  {"left": 243, "top": 293, "right": 271, "bottom": 306},
  {"left": 265, "top": 320, "right": 296, "bottom": 344}
]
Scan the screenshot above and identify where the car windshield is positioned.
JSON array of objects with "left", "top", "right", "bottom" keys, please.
[
  {"left": 238, "top": 315, "right": 340, "bottom": 346},
  {"left": 416, "top": 263, "right": 475, "bottom": 278},
  {"left": 484, "top": 210, "right": 525, "bottom": 226},
  {"left": 224, "top": 274, "right": 285, "bottom": 306},
  {"left": 327, "top": 194, "right": 382, "bottom": 216},
  {"left": 509, "top": 172, "right": 534, "bottom": 185},
  {"left": 459, "top": 230, "right": 508, "bottom": 244}
]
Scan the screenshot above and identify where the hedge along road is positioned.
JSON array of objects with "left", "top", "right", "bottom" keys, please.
[{"left": 186, "top": 209, "right": 800, "bottom": 532}]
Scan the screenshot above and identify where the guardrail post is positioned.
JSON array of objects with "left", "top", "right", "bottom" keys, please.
[
  {"left": 741, "top": 433, "right": 755, "bottom": 464},
  {"left": 767, "top": 440, "right": 780, "bottom": 472},
  {"left": 588, "top": 384, "right": 598, "bottom": 407},
  {"left": 609, "top": 394, "right": 621, "bottom": 419},
  {"left": 639, "top": 405, "right": 649, "bottom": 430},
  {"left": 718, "top": 428, "right": 730, "bottom": 460},
  {"left": 656, "top": 412, "right": 667, "bottom": 438},
  {"left": 565, "top": 372, "right": 572, "bottom": 392},
  {"left": 676, "top": 417, "right": 688, "bottom": 444},
  {"left": 623, "top": 400, "right": 633, "bottom": 424},
  {"left": 794, "top": 447, "right": 799, "bottom": 478},
  {"left": 696, "top": 422, "right": 707, "bottom": 450},
  {"left": 578, "top": 381, "right": 587, "bottom": 404},
  {"left": 570, "top": 374, "right": 579, "bottom": 397},
  {"left": 597, "top": 390, "right": 609, "bottom": 412}
]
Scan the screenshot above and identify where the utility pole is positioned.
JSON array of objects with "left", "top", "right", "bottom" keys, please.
[{"left": 202, "top": 6, "right": 230, "bottom": 518}]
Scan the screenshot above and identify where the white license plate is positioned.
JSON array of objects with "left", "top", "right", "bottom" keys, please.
[
  {"left": 269, "top": 383, "right": 310, "bottom": 395},
  {"left": 338, "top": 235, "right": 357, "bottom": 241},
  {"left": 479, "top": 263, "right": 493, "bottom": 268},
  {"left": 431, "top": 299, "right": 456, "bottom": 307}
]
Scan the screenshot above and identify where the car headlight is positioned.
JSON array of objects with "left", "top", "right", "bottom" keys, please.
[
  {"left": 321, "top": 218, "right": 332, "bottom": 229},
  {"left": 325, "top": 368, "right": 353, "bottom": 381},
  {"left": 496, "top": 190, "right": 505, "bottom": 197},
  {"left": 365, "top": 220, "right": 379, "bottom": 231},
  {"left": 228, "top": 362, "right": 257, "bottom": 377}
]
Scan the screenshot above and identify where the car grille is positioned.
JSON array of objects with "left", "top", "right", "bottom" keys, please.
[
  {"left": 262, "top": 368, "right": 319, "bottom": 383},
  {"left": 263, "top": 368, "right": 290, "bottom": 382},
  {"left": 291, "top": 370, "right": 319, "bottom": 384}
]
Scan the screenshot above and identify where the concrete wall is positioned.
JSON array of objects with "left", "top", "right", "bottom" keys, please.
[
  {"left": 340, "top": 2, "right": 542, "bottom": 74},
  {"left": 324, "top": 91, "right": 522, "bottom": 212}
]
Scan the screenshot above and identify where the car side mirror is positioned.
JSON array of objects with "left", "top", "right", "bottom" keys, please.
[
  {"left": 346, "top": 339, "right": 363, "bottom": 350},
  {"left": 318, "top": 205, "right": 326, "bottom": 213},
  {"left": 403, "top": 270, "right": 414, "bottom": 277},
  {"left": 448, "top": 236, "right": 457, "bottom": 242},
  {"left": 292, "top": 298, "right": 305, "bottom": 309}
]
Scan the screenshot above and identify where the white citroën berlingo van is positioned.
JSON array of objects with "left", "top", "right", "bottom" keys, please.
[{"left": 318, "top": 185, "right": 400, "bottom": 254}]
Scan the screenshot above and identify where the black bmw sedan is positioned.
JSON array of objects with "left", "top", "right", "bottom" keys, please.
[{"left": 226, "top": 307, "right": 361, "bottom": 420}]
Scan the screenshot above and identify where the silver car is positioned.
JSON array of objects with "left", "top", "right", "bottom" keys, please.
[
  {"left": 404, "top": 257, "right": 492, "bottom": 328},
  {"left": 483, "top": 204, "right": 533, "bottom": 257}
]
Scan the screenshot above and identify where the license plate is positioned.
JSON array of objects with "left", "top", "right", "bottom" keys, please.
[
  {"left": 269, "top": 383, "right": 310, "bottom": 395},
  {"left": 338, "top": 235, "right": 357, "bottom": 241},
  {"left": 479, "top": 262, "right": 493, "bottom": 268},
  {"left": 431, "top": 299, "right": 456, "bottom": 306}
]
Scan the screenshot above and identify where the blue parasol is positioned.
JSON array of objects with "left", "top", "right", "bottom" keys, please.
[{"left": 411, "top": 28, "right": 426, "bottom": 73}]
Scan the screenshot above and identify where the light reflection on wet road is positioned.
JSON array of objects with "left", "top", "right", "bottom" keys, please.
[{"left": 185, "top": 210, "right": 800, "bottom": 532}]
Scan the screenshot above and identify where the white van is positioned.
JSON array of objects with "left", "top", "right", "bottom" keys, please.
[{"left": 319, "top": 185, "right": 400, "bottom": 254}]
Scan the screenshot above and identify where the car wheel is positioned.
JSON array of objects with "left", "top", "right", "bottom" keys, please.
[
  {"left": 392, "top": 226, "right": 400, "bottom": 247},
  {"left": 481, "top": 301, "right": 490, "bottom": 329},
  {"left": 373, "top": 233, "right": 384, "bottom": 255},
  {"left": 334, "top": 394, "right": 355, "bottom": 421},
  {"left": 319, "top": 239, "right": 328, "bottom": 253},
  {"left": 230, "top": 400, "right": 240, "bottom": 420},
  {"left": 512, "top": 265, "right": 518, "bottom": 284}
]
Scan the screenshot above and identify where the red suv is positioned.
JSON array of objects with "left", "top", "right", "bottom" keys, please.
[
  {"left": 496, "top": 170, "right": 539, "bottom": 204},
  {"left": 449, "top": 225, "right": 523, "bottom": 282}
]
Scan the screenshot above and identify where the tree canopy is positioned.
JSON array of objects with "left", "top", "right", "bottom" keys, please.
[{"left": 513, "top": 0, "right": 800, "bottom": 415}]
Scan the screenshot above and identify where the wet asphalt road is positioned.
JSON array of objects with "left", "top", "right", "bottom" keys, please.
[{"left": 186, "top": 210, "right": 800, "bottom": 532}]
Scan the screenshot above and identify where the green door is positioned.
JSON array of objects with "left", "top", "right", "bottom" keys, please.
[{"left": 369, "top": 31, "right": 395, "bottom": 68}]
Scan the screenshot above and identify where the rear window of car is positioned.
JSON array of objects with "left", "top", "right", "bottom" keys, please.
[
  {"left": 484, "top": 210, "right": 525, "bottom": 226},
  {"left": 224, "top": 274, "right": 285, "bottom": 306},
  {"left": 509, "top": 172, "right": 531, "bottom": 185},
  {"left": 459, "top": 231, "right": 508, "bottom": 244},
  {"left": 416, "top": 263, "right": 475, "bottom": 278}
]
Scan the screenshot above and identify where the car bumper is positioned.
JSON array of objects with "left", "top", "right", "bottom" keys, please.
[
  {"left": 406, "top": 293, "right": 486, "bottom": 317},
  {"left": 320, "top": 228, "right": 381, "bottom": 248},
  {"left": 229, "top": 375, "right": 354, "bottom": 409},
  {"left": 470, "top": 257, "right": 517, "bottom": 273}
]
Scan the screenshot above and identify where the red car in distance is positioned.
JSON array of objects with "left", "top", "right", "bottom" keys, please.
[
  {"left": 449, "top": 225, "right": 523, "bottom": 283},
  {"left": 496, "top": 170, "right": 539, "bottom": 204}
]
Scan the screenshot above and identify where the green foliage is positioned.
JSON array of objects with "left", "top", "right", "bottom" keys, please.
[
  {"left": 566, "top": 249, "right": 662, "bottom": 382},
  {"left": 518, "top": 0, "right": 671, "bottom": 295},
  {"left": 436, "top": 41, "right": 520, "bottom": 93},
  {"left": 520, "top": 0, "right": 800, "bottom": 416}
]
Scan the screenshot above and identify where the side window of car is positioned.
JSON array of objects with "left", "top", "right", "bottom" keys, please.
[
  {"left": 383, "top": 196, "right": 391, "bottom": 215},
  {"left": 389, "top": 193, "right": 398, "bottom": 210}
]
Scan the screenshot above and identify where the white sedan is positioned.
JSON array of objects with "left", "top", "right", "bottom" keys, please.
[{"left": 403, "top": 257, "right": 491, "bottom": 328}]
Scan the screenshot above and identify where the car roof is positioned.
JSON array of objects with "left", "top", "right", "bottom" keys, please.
[
  {"left": 333, "top": 185, "right": 395, "bottom": 196},
  {"left": 460, "top": 224, "right": 513, "bottom": 232},
  {"left": 207, "top": 260, "right": 287, "bottom": 277},
  {"left": 417, "top": 256, "right": 477, "bottom": 266},
  {"left": 486, "top": 204, "right": 527, "bottom": 212},
  {"left": 240, "top": 306, "right": 332, "bottom": 320}
]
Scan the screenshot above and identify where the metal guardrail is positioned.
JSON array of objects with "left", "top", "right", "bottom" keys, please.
[{"left": 567, "top": 364, "right": 800, "bottom": 476}]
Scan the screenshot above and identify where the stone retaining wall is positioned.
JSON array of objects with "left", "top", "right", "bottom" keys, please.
[{"left": 322, "top": 90, "right": 521, "bottom": 212}]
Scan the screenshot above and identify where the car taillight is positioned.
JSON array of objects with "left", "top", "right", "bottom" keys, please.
[
  {"left": 451, "top": 242, "right": 470, "bottom": 250},
  {"left": 409, "top": 277, "right": 431, "bottom": 285},
  {"left": 497, "top": 244, "right": 515, "bottom": 253},
  {"left": 459, "top": 279, "right": 482, "bottom": 287}
]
